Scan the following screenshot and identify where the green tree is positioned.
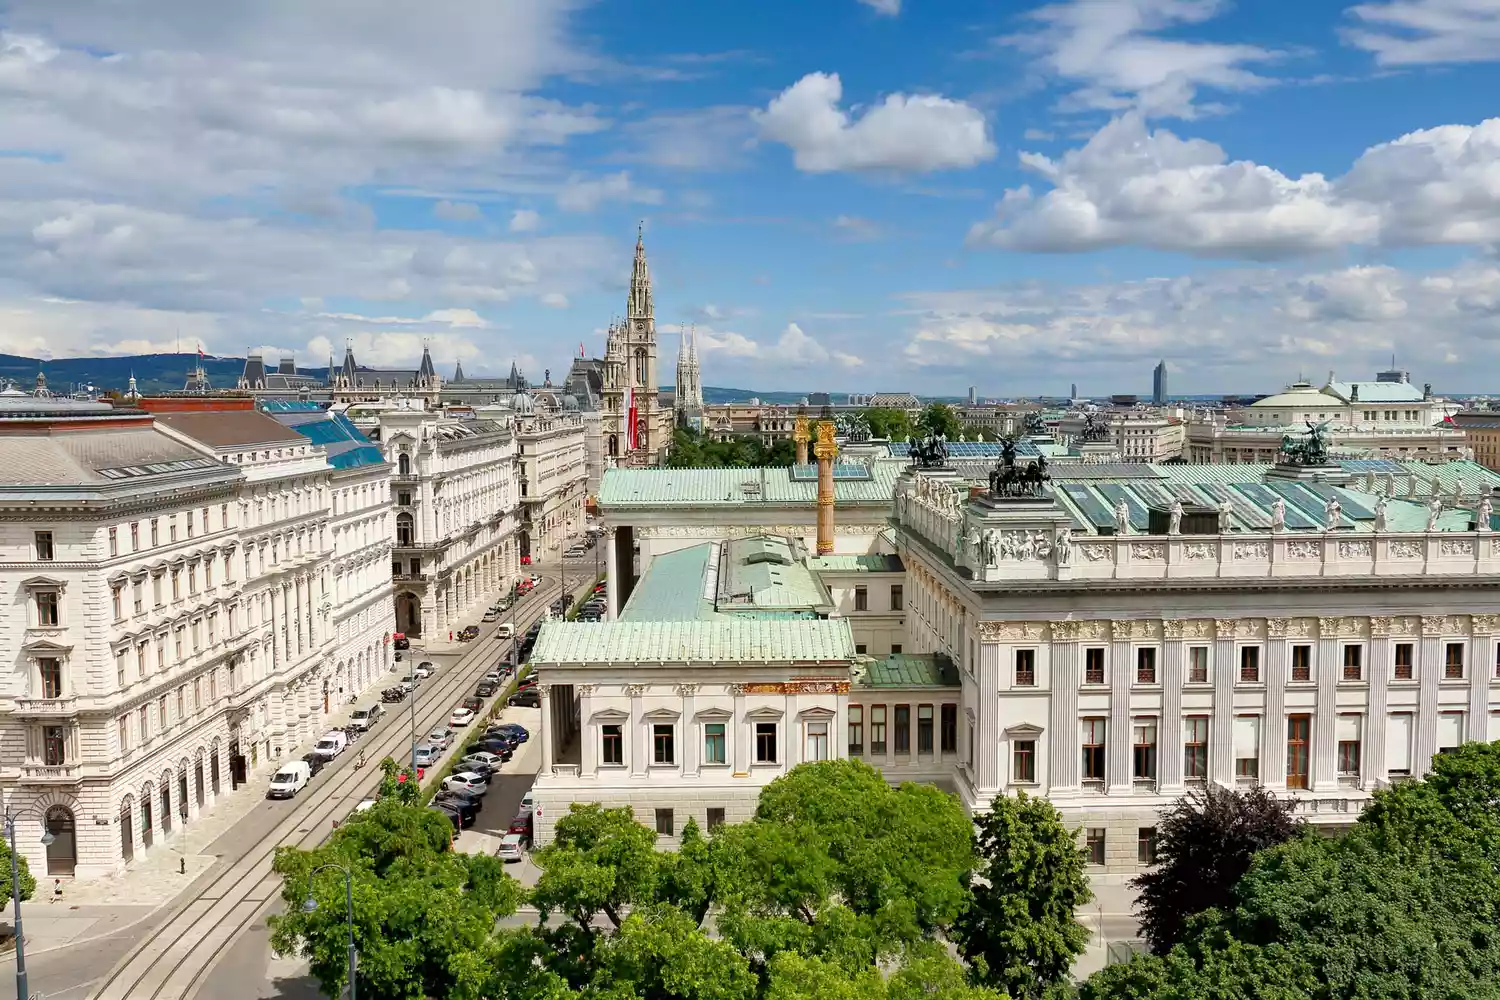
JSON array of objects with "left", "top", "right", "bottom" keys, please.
[
  {"left": 590, "top": 905, "right": 759, "bottom": 1000},
  {"left": 530, "top": 803, "right": 664, "bottom": 932},
  {"left": 766, "top": 947, "right": 1007, "bottom": 1000},
  {"left": 0, "top": 836, "right": 36, "bottom": 903},
  {"left": 917, "top": 402, "right": 962, "bottom": 439},
  {"left": 963, "top": 424, "right": 999, "bottom": 441},
  {"left": 666, "top": 427, "right": 795, "bottom": 469},
  {"left": 863, "top": 407, "right": 911, "bottom": 441},
  {"left": 1132, "top": 784, "right": 1300, "bottom": 954},
  {"left": 953, "top": 791, "right": 1093, "bottom": 1000}
]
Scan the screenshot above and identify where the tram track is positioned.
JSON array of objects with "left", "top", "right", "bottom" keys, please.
[{"left": 88, "top": 577, "right": 566, "bottom": 1000}]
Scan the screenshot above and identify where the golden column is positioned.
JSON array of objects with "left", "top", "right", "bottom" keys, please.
[
  {"left": 793, "top": 413, "right": 811, "bottom": 466},
  {"left": 814, "top": 420, "right": 838, "bottom": 554}
]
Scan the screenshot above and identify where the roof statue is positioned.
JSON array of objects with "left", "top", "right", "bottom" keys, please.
[
  {"left": 1023, "top": 411, "right": 1047, "bottom": 435},
  {"left": 1279, "top": 419, "right": 1332, "bottom": 466},
  {"left": 910, "top": 430, "right": 949, "bottom": 469},
  {"left": 1080, "top": 411, "right": 1110, "bottom": 443},
  {"left": 988, "top": 435, "right": 1050, "bottom": 498},
  {"left": 834, "top": 411, "right": 871, "bottom": 443}
]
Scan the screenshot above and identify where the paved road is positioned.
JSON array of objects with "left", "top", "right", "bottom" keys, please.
[{"left": 9, "top": 575, "right": 573, "bottom": 1000}]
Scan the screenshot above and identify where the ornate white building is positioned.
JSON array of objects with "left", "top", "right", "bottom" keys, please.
[
  {"left": 507, "top": 398, "right": 588, "bottom": 565},
  {"left": 600, "top": 227, "right": 672, "bottom": 467}
]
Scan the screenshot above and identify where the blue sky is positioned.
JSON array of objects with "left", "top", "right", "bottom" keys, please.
[{"left": 1, "top": 0, "right": 1499, "bottom": 396}]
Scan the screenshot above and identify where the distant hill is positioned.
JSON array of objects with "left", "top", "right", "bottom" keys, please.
[{"left": 0, "top": 352, "right": 325, "bottom": 396}]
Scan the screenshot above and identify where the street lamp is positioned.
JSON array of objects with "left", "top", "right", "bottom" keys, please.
[
  {"left": 5, "top": 811, "right": 54, "bottom": 1000},
  {"left": 302, "top": 862, "right": 357, "bottom": 1000}
]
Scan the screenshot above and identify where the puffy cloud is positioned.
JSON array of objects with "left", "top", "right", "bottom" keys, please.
[
  {"left": 509, "top": 209, "right": 541, "bottom": 232},
  {"left": 859, "top": 0, "right": 902, "bottom": 15},
  {"left": 554, "top": 171, "right": 664, "bottom": 213},
  {"left": 967, "top": 113, "right": 1500, "bottom": 258},
  {"left": 433, "top": 200, "right": 482, "bottom": 221},
  {"left": 1000, "top": 0, "right": 1281, "bottom": 118},
  {"left": 755, "top": 72, "right": 995, "bottom": 173},
  {"left": 660, "top": 322, "right": 862, "bottom": 368},
  {"left": 1343, "top": 0, "right": 1500, "bottom": 66}
]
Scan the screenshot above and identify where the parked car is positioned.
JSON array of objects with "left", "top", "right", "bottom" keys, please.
[
  {"left": 434, "top": 788, "right": 481, "bottom": 810},
  {"left": 413, "top": 744, "right": 441, "bottom": 768},
  {"left": 449, "top": 707, "right": 476, "bottom": 727},
  {"left": 517, "top": 675, "right": 538, "bottom": 691},
  {"left": 352, "top": 798, "right": 378, "bottom": 816},
  {"left": 398, "top": 674, "right": 420, "bottom": 688},
  {"left": 475, "top": 680, "right": 497, "bottom": 698},
  {"left": 550, "top": 597, "right": 569, "bottom": 616},
  {"left": 348, "top": 706, "right": 380, "bottom": 731},
  {"left": 498, "top": 832, "right": 527, "bottom": 862},
  {"left": 426, "top": 727, "right": 454, "bottom": 750},
  {"left": 508, "top": 688, "right": 540, "bottom": 708},
  {"left": 433, "top": 795, "right": 479, "bottom": 826},
  {"left": 461, "top": 695, "right": 484, "bottom": 714},
  {"left": 267, "top": 760, "right": 311, "bottom": 799},
  {"left": 461, "top": 750, "right": 505, "bottom": 771},
  {"left": 310, "top": 731, "right": 348, "bottom": 760},
  {"left": 490, "top": 723, "right": 529, "bottom": 742},
  {"left": 466, "top": 740, "right": 514, "bottom": 759},
  {"left": 495, "top": 623, "right": 514, "bottom": 640},
  {"left": 301, "top": 753, "right": 327, "bottom": 778},
  {"left": 393, "top": 634, "right": 410, "bottom": 650},
  {"left": 444, "top": 771, "right": 489, "bottom": 796},
  {"left": 520, "top": 788, "right": 536, "bottom": 816},
  {"left": 458, "top": 625, "right": 480, "bottom": 641},
  {"left": 412, "top": 663, "right": 433, "bottom": 680},
  {"left": 482, "top": 607, "right": 501, "bottom": 622},
  {"left": 428, "top": 802, "right": 463, "bottom": 832},
  {"left": 418, "top": 660, "right": 436, "bottom": 673},
  {"left": 508, "top": 812, "right": 534, "bottom": 837}
]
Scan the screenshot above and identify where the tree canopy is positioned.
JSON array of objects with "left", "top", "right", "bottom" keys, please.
[
  {"left": 861, "top": 408, "right": 911, "bottom": 441},
  {"left": 666, "top": 427, "right": 794, "bottom": 468},
  {"left": 0, "top": 835, "right": 35, "bottom": 904},
  {"left": 916, "top": 403, "right": 963, "bottom": 440}
]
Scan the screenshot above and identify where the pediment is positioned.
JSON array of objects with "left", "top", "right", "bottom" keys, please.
[
  {"left": 1004, "top": 722, "right": 1044, "bottom": 738},
  {"left": 21, "top": 637, "right": 73, "bottom": 655},
  {"left": 797, "top": 706, "right": 836, "bottom": 720},
  {"left": 590, "top": 708, "right": 628, "bottom": 723},
  {"left": 746, "top": 706, "right": 785, "bottom": 721},
  {"left": 20, "top": 575, "right": 66, "bottom": 591},
  {"left": 693, "top": 707, "right": 732, "bottom": 722},
  {"left": 643, "top": 707, "right": 682, "bottom": 721}
]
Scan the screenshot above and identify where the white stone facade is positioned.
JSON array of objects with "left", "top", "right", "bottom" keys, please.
[
  {"left": 515, "top": 411, "right": 587, "bottom": 564},
  {"left": 326, "top": 461, "right": 397, "bottom": 709}
]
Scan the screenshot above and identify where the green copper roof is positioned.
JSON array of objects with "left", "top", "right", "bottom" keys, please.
[
  {"left": 619, "top": 544, "right": 720, "bottom": 622},
  {"left": 719, "top": 536, "right": 832, "bottom": 611},
  {"left": 532, "top": 619, "right": 856, "bottom": 664},
  {"left": 807, "top": 553, "right": 905, "bottom": 573},
  {"left": 598, "top": 461, "right": 902, "bottom": 508},
  {"left": 855, "top": 653, "right": 960, "bottom": 689}
]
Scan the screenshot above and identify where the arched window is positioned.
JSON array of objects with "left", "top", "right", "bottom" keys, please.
[
  {"left": 396, "top": 512, "right": 415, "bottom": 547},
  {"left": 607, "top": 435, "right": 619, "bottom": 457},
  {"left": 397, "top": 452, "right": 411, "bottom": 477},
  {"left": 634, "top": 349, "right": 648, "bottom": 385}
]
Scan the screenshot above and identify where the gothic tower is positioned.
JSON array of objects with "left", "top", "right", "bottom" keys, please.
[
  {"left": 602, "top": 225, "right": 668, "bottom": 464},
  {"left": 675, "top": 324, "right": 703, "bottom": 422}
]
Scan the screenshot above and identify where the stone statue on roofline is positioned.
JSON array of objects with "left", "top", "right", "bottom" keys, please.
[
  {"left": 1270, "top": 497, "right": 1286, "bottom": 532},
  {"left": 1324, "top": 496, "right": 1342, "bottom": 531},
  {"left": 1168, "top": 500, "right": 1183, "bottom": 535},
  {"left": 1479, "top": 495, "right": 1493, "bottom": 532},
  {"left": 1217, "top": 499, "right": 1233, "bottom": 533},
  {"left": 1374, "top": 495, "right": 1389, "bottom": 532},
  {"left": 1113, "top": 498, "right": 1130, "bottom": 534},
  {"left": 1428, "top": 496, "right": 1443, "bottom": 531}
]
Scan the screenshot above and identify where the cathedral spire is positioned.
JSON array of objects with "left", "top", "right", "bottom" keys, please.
[{"left": 628, "top": 222, "right": 652, "bottom": 321}]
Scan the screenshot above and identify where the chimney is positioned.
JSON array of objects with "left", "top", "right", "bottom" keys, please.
[{"left": 814, "top": 420, "right": 838, "bottom": 554}]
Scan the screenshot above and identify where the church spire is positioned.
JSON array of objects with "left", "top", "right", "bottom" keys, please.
[{"left": 628, "top": 222, "right": 652, "bottom": 321}]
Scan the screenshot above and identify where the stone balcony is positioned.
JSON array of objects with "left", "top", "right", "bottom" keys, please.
[
  {"left": 13, "top": 696, "right": 79, "bottom": 719},
  {"left": 18, "top": 762, "right": 82, "bottom": 785}
]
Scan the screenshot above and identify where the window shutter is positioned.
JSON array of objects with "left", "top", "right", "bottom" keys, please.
[
  {"left": 1336, "top": 714, "right": 1361, "bottom": 744},
  {"left": 1386, "top": 714, "right": 1412, "bottom": 772},
  {"left": 1233, "top": 716, "right": 1259, "bottom": 758}
]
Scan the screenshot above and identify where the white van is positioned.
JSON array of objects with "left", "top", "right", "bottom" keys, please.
[
  {"left": 311, "top": 731, "right": 348, "bottom": 760},
  {"left": 267, "top": 760, "right": 311, "bottom": 799}
]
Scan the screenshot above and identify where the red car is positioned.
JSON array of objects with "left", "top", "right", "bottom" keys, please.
[{"left": 508, "top": 812, "right": 533, "bottom": 838}]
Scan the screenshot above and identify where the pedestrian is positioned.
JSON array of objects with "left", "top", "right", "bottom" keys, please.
[{"left": 51, "top": 878, "right": 63, "bottom": 903}]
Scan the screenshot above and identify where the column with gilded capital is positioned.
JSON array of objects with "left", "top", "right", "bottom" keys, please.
[
  {"left": 1263, "top": 619, "right": 1292, "bottom": 788},
  {"left": 1158, "top": 620, "right": 1186, "bottom": 793},
  {"left": 1211, "top": 620, "right": 1237, "bottom": 786},
  {"left": 1048, "top": 622, "right": 1081, "bottom": 793},
  {"left": 680, "top": 684, "right": 699, "bottom": 777},
  {"left": 975, "top": 629, "right": 1002, "bottom": 794},
  {"left": 1469, "top": 615, "right": 1494, "bottom": 738},
  {"left": 1365, "top": 617, "right": 1392, "bottom": 790},
  {"left": 1106, "top": 621, "right": 1133, "bottom": 794},
  {"left": 1416, "top": 616, "right": 1444, "bottom": 774}
]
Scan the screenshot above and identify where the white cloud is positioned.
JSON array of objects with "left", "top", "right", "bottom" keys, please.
[
  {"left": 1022, "top": 128, "right": 1057, "bottom": 141},
  {"left": 859, "top": 0, "right": 902, "bottom": 15},
  {"left": 777, "top": 322, "right": 864, "bottom": 367},
  {"left": 755, "top": 72, "right": 995, "bottom": 173},
  {"left": 660, "top": 321, "right": 863, "bottom": 368},
  {"left": 540, "top": 292, "right": 570, "bottom": 308},
  {"left": 433, "top": 200, "right": 482, "bottom": 221},
  {"left": 555, "top": 171, "right": 664, "bottom": 213},
  {"left": 1001, "top": 0, "right": 1281, "bottom": 118},
  {"left": 967, "top": 112, "right": 1500, "bottom": 258},
  {"left": 832, "top": 215, "right": 882, "bottom": 241},
  {"left": 509, "top": 209, "right": 541, "bottom": 232},
  {"left": 1343, "top": 0, "right": 1500, "bottom": 66},
  {"left": 621, "top": 107, "right": 758, "bottom": 169},
  {"left": 306, "top": 331, "right": 487, "bottom": 370}
]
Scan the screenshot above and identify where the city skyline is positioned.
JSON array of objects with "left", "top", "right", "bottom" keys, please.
[{"left": 0, "top": 2, "right": 1498, "bottom": 394}]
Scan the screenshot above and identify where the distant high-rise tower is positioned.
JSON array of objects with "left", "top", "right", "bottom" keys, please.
[
  {"left": 967, "top": 385, "right": 977, "bottom": 404},
  {"left": 675, "top": 324, "right": 703, "bottom": 419},
  {"left": 1071, "top": 382, "right": 1079, "bottom": 400},
  {"left": 1152, "top": 360, "right": 1168, "bottom": 404}
]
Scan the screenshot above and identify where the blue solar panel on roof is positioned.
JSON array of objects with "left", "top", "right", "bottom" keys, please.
[
  {"left": 789, "top": 463, "right": 872, "bottom": 481},
  {"left": 1303, "top": 482, "right": 1375, "bottom": 519},
  {"left": 1094, "top": 484, "right": 1151, "bottom": 529},
  {"left": 1197, "top": 483, "right": 1271, "bottom": 528},
  {"left": 888, "top": 440, "right": 1040, "bottom": 458},
  {"left": 1340, "top": 459, "right": 1409, "bottom": 473},
  {"left": 1235, "top": 483, "right": 1319, "bottom": 529},
  {"left": 1059, "top": 483, "right": 1116, "bottom": 529},
  {"left": 1131, "top": 482, "right": 1176, "bottom": 507}
]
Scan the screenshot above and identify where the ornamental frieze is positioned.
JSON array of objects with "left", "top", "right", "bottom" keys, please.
[
  {"left": 738, "top": 680, "right": 849, "bottom": 695},
  {"left": 1472, "top": 614, "right": 1498, "bottom": 636},
  {"left": 977, "top": 621, "right": 1046, "bottom": 642}
]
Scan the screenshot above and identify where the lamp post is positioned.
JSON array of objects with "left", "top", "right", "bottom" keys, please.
[
  {"left": 6, "top": 811, "right": 55, "bottom": 1000},
  {"left": 303, "top": 862, "right": 357, "bottom": 1000}
]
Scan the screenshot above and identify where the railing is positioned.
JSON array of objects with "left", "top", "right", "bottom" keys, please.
[{"left": 13, "top": 697, "right": 78, "bottom": 716}]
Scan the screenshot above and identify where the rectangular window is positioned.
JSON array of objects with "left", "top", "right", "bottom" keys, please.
[
  {"left": 1133, "top": 720, "right": 1158, "bottom": 780},
  {"left": 1234, "top": 716, "right": 1261, "bottom": 779},
  {"left": 186, "top": 510, "right": 194, "bottom": 537},
  {"left": 1239, "top": 646, "right": 1261, "bottom": 683},
  {"left": 1394, "top": 642, "right": 1414, "bottom": 680},
  {"left": 139, "top": 705, "right": 150, "bottom": 742},
  {"left": 703, "top": 723, "right": 726, "bottom": 765},
  {"left": 1342, "top": 645, "right": 1363, "bottom": 681},
  {"left": 1081, "top": 718, "right": 1106, "bottom": 781},
  {"left": 652, "top": 723, "right": 675, "bottom": 765},
  {"left": 149, "top": 519, "right": 157, "bottom": 546},
  {"left": 176, "top": 685, "right": 185, "bottom": 719},
  {"left": 1184, "top": 716, "right": 1209, "bottom": 779},
  {"left": 35, "top": 591, "right": 60, "bottom": 627},
  {"left": 854, "top": 586, "right": 868, "bottom": 612},
  {"left": 1287, "top": 715, "right": 1311, "bottom": 789},
  {"left": 706, "top": 808, "right": 725, "bottom": 832},
  {"left": 890, "top": 644, "right": 902, "bottom": 654},
  {"left": 1445, "top": 642, "right": 1465, "bottom": 679},
  {"left": 39, "top": 658, "right": 63, "bottom": 699},
  {"left": 870, "top": 705, "right": 887, "bottom": 755},
  {"left": 34, "top": 531, "right": 54, "bottom": 561},
  {"left": 894, "top": 705, "right": 911, "bottom": 754},
  {"left": 1085, "top": 828, "right": 1106, "bottom": 866},
  {"left": 941, "top": 704, "right": 957, "bottom": 753},
  {"left": 855, "top": 644, "right": 867, "bottom": 655},
  {"left": 1137, "top": 647, "right": 1157, "bottom": 684},
  {"left": 600, "top": 724, "right": 622, "bottom": 765},
  {"left": 1437, "top": 712, "right": 1464, "bottom": 754},
  {"left": 848, "top": 705, "right": 864, "bottom": 755},
  {"left": 112, "top": 586, "right": 123, "bottom": 621},
  {"left": 805, "top": 721, "right": 829, "bottom": 761},
  {"left": 115, "top": 649, "right": 126, "bottom": 687},
  {"left": 193, "top": 678, "right": 202, "bottom": 711},
  {"left": 655, "top": 808, "right": 674, "bottom": 837},
  {"left": 1013, "top": 739, "right": 1036, "bottom": 783},
  {"left": 1015, "top": 649, "right": 1036, "bottom": 687},
  {"left": 1336, "top": 715, "right": 1362, "bottom": 775},
  {"left": 917, "top": 705, "right": 934, "bottom": 753},
  {"left": 133, "top": 581, "right": 143, "bottom": 615},
  {"left": 118, "top": 716, "right": 130, "bottom": 752},
  {"left": 109, "top": 526, "right": 118, "bottom": 557},
  {"left": 1085, "top": 647, "right": 1106, "bottom": 684},
  {"left": 43, "top": 725, "right": 66, "bottom": 766},
  {"left": 158, "top": 695, "right": 168, "bottom": 729},
  {"left": 754, "top": 722, "right": 778, "bottom": 764},
  {"left": 890, "top": 585, "right": 903, "bottom": 611},
  {"left": 1291, "top": 644, "right": 1312, "bottom": 682},
  {"left": 1188, "top": 646, "right": 1208, "bottom": 683},
  {"left": 1138, "top": 827, "right": 1158, "bottom": 865}
]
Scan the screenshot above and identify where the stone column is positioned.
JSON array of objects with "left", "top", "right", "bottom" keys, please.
[
  {"left": 732, "top": 684, "right": 748, "bottom": 774},
  {"left": 538, "top": 684, "right": 553, "bottom": 775},
  {"left": 1158, "top": 622, "right": 1186, "bottom": 793},
  {"left": 1468, "top": 616, "right": 1493, "bottom": 741},
  {"left": 1211, "top": 623, "right": 1236, "bottom": 786},
  {"left": 1263, "top": 621, "right": 1291, "bottom": 788},
  {"left": 605, "top": 529, "right": 620, "bottom": 620},
  {"left": 628, "top": 683, "right": 646, "bottom": 777},
  {"left": 1366, "top": 619, "right": 1392, "bottom": 790},
  {"left": 976, "top": 639, "right": 1001, "bottom": 793},
  {"left": 1416, "top": 617, "right": 1443, "bottom": 774},
  {"left": 681, "top": 684, "right": 699, "bottom": 778},
  {"left": 813, "top": 421, "right": 838, "bottom": 555},
  {"left": 1313, "top": 618, "right": 1342, "bottom": 791},
  {"left": 1106, "top": 623, "right": 1133, "bottom": 793},
  {"left": 1048, "top": 624, "right": 1081, "bottom": 793}
]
